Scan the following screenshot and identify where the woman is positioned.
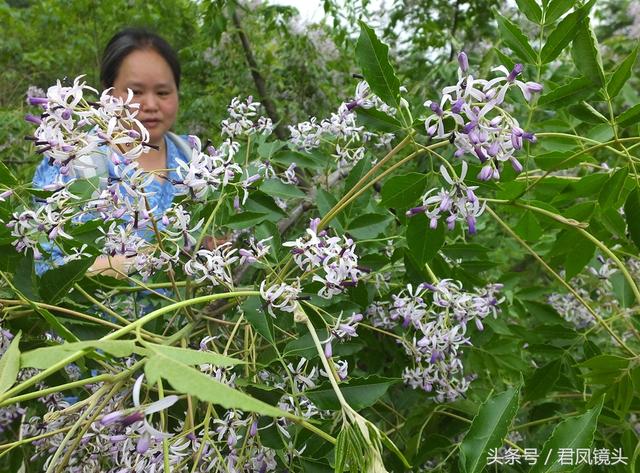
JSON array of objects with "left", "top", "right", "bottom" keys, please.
[{"left": 33, "top": 28, "right": 191, "bottom": 276}]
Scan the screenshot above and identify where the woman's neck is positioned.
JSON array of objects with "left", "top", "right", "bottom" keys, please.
[{"left": 137, "top": 137, "right": 167, "bottom": 178}]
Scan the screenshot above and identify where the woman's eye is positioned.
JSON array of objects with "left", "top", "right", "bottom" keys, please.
[
  {"left": 158, "top": 91, "right": 170, "bottom": 96},
  {"left": 132, "top": 90, "right": 142, "bottom": 96}
]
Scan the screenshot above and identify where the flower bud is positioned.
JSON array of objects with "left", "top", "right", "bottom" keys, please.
[{"left": 457, "top": 52, "right": 469, "bottom": 73}]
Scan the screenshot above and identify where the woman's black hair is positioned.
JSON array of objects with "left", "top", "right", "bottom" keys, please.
[{"left": 100, "top": 27, "right": 181, "bottom": 89}]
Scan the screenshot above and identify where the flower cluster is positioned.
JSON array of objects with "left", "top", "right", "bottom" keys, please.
[
  {"left": 26, "top": 77, "right": 149, "bottom": 171},
  {"left": 548, "top": 256, "right": 625, "bottom": 329},
  {"left": 407, "top": 161, "right": 485, "bottom": 234},
  {"left": 283, "top": 218, "right": 366, "bottom": 298},
  {"left": 423, "top": 53, "right": 542, "bottom": 180},
  {"left": 288, "top": 81, "right": 398, "bottom": 165},
  {"left": 175, "top": 135, "right": 243, "bottom": 200},
  {"left": 259, "top": 279, "right": 302, "bottom": 317},
  {"left": 367, "top": 279, "right": 504, "bottom": 402},
  {"left": 184, "top": 242, "right": 239, "bottom": 286},
  {"left": 221, "top": 96, "right": 274, "bottom": 139}
]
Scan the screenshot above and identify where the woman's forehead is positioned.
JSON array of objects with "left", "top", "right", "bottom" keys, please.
[{"left": 115, "top": 49, "right": 176, "bottom": 87}]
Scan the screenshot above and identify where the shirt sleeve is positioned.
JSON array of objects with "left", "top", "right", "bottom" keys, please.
[{"left": 32, "top": 157, "right": 71, "bottom": 275}]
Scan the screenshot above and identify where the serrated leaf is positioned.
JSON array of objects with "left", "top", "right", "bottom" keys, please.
[
  {"left": 538, "top": 76, "right": 596, "bottom": 107},
  {"left": 540, "top": 0, "right": 596, "bottom": 64},
  {"left": 571, "top": 19, "right": 605, "bottom": 87},
  {"left": 305, "top": 376, "right": 399, "bottom": 411},
  {"left": 144, "top": 353, "right": 292, "bottom": 419},
  {"left": 616, "top": 103, "right": 640, "bottom": 128},
  {"left": 381, "top": 173, "right": 427, "bottom": 208},
  {"left": 459, "top": 386, "right": 521, "bottom": 473},
  {"left": 495, "top": 11, "right": 538, "bottom": 64},
  {"left": 544, "top": 0, "right": 577, "bottom": 24},
  {"left": 21, "top": 340, "right": 136, "bottom": 369},
  {"left": 530, "top": 397, "right": 603, "bottom": 473},
  {"left": 0, "top": 331, "right": 21, "bottom": 394},
  {"left": 144, "top": 342, "right": 243, "bottom": 367},
  {"left": 624, "top": 188, "right": 640, "bottom": 250},
  {"left": 406, "top": 213, "right": 445, "bottom": 266},
  {"left": 355, "top": 21, "right": 400, "bottom": 108},
  {"left": 608, "top": 46, "right": 639, "bottom": 99},
  {"left": 516, "top": 0, "right": 542, "bottom": 23}
]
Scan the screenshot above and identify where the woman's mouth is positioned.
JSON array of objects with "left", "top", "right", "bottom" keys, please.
[{"left": 143, "top": 119, "right": 161, "bottom": 129}]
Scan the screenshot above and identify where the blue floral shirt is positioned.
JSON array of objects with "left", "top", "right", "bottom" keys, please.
[{"left": 32, "top": 134, "right": 190, "bottom": 275}]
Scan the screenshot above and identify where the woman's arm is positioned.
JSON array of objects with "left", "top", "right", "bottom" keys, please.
[{"left": 87, "top": 254, "right": 132, "bottom": 279}]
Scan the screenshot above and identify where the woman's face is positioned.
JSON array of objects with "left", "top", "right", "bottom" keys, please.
[{"left": 112, "top": 49, "right": 179, "bottom": 148}]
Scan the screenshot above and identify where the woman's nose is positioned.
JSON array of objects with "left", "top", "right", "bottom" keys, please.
[{"left": 141, "top": 93, "right": 158, "bottom": 112}]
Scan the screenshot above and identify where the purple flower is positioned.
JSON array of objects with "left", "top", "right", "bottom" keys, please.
[{"left": 458, "top": 52, "right": 469, "bottom": 74}]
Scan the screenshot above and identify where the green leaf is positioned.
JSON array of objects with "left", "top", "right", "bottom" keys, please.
[
  {"left": 538, "top": 76, "right": 596, "bottom": 107},
  {"left": 21, "top": 340, "right": 136, "bottom": 369},
  {"left": 355, "top": 21, "right": 400, "bottom": 108},
  {"left": 544, "top": 0, "right": 577, "bottom": 24},
  {"left": 356, "top": 107, "right": 403, "bottom": 133},
  {"left": 39, "top": 257, "right": 95, "bottom": 304},
  {"left": 540, "top": 0, "right": 595, "bottom": 64},
  {"left": 33, "top": 307, "right": 80, "bottom": 343},
  {"left": 381, "top": 173, "right": 427, "bottom": 208},
  {"left": 346, "top": 213, "right": 392, "bottom": 239},
  {"left": 530, "top": 397, "right": 603, "bottom": 473},
  {"left": 563, "top": 232, "right": 595, "bottom": 280},
  {"left": 259, "top": 179, "right": 305, "bottom": 199},
  {"left": 598, "top": 166, "right": 628, "bottom": 209},
  {"left": 241, "top": 296, "right": 275, "bottom": 345},
  {"left": 406, "top": 213, "right": 445, "bottom": 266},
  {"left": 534, "top": 150, "right": 583, "bottom": 170},
  {"left": 67, "top": 176, "right": 102, "bottom": 201},
  {"left": 524, "top": 359, "right": 562, "bottom": 401},
  {"left": 257, "top": 140, "right": 285, "bottom": 159},
  {"left": 607, "top": 46, "right": 639, "bottom": 99},
  {"left": 495, "top": 11, "right": 538, "bottom": 64},
  {"left": 225, "top": 211, "right": 269, "bottom": 230},
  {"left": 616, "top": 103, "right": 640, "bottom": 128},
  {"left": 610, "top": 271, "right": 637, "bottom": 308},
  {"left": 579, "top": 354, "right": 629, "bottom": 384},
  {"left": 567, "top": 102, "right": 608, "bottom": 124},
  {"left": 458, "top": 386, "right": 521, "bottom": 473},
  {"left": 305, "top": 376, "right": 400, "bottom": 411},
  {"left": 0, "top": 331, "right": 21, "bottom": 394},
  {"left": 514, "top": 211, "right": 542, "bottom": 241},
  {"left": 144, "top": 343, "right": 243, "bottom": 367},
  {"left": 624, "top": 188, "right": 640, "bottom": 251},
  {"left": 144, "top": 353, "right": 293, "bottom": 419},
  {"left": 516, "top": 0, "right": 542, "bottom": 23},
  {"left": 571, "top": 19, "right": 605, "bottom": 87},
  {"left": 316, "top": 188, "right": 345, "bottom": 232},
  {"left": 0, "top": 161, "right": 18, "bottom": 187}
]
